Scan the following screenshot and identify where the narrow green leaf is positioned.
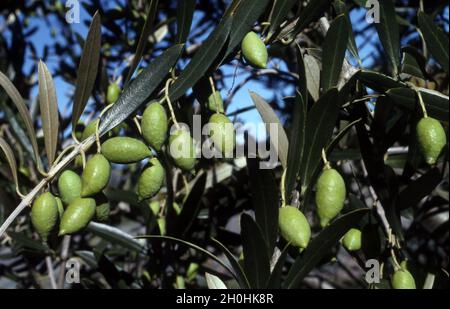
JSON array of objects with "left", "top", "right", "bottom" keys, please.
[
  {"left": 241, "top": 214, "right": 271, "bottom": 289},
  {"left": 170, "top": 172, "right": 207, "bottom": 237},
  {"left": 0, "top": 71, "right": 42, "bottom": 168},
  {"left": 267, "top": 0, "right": 297, "bottom": 39},
  {"left": 38, "top": 60, "right": 59, "bottom": 166},
  {"left": 205, "top": 273, "right": 228, "bottom": 289},
  {"left": 288, "top": 0, "right": 333, "bottom": 40},
  {"left": 285, "top": 93, "right": 306, "bottom": 201},
  {"left": 333, "top": 0, "right": 360, "bottom": 62},
  {"left": 284, "top": 209, "right": 369, "bottom": 288},
  {"left": 138, "top": 235, "right": 239, "bottom": 282},
  {"left": 176, "top": 0, "right": 196, "bottom": 44},
  {"left": 386, "top": 87, "right": 449, "bottom": 122},
  {"left": 297, "top": 46, "right": 308, "bottom": 105},
  {"left": 99, "top": 44, "right": 184, "bottom": 135},
  {"left": 402, "top": 52, "right": 425, "bottom": 78},
  {"left": 246, "top": 156, "right": 279, "bottom": 256},
  {"left": 86, "top": 222, "right": 144, "bottom": 252},
  {"left": 124, "top": 0, "right": 159, "bottom": 86},
  {"left": 300, "top": 88, "right": 341, "bottom": 190},
  {"left": 250, "top": 91, "right": 289, "bottom": 169},
  {"left": 418, "top": 12, "right": 449, "bottom": 73},
  {"left": 72, "top": 11, "right": 102, "bottom": 130},
  {"left": 223, "top": 0, "right": 271, "bottom": 60},
  {"left": 374, "top": 0, "right": 400, "bottom": 76},
  {"left": 321, "top": 14, "right": 349, "bottom": 92},
  {"left": 0, "top": 137, "right": 20, "bottom": 195},
  {"left": 304, "top": 54, "right": 321, "bottom": 101},
  {"left": 9, "top": 231, "right": 49, "bottom": 253},
  {"left": 211, "top": 238, "right": 250, "bottom": 288},
  {"left": 356, "top": 70, "right": 405, "bottom": 93},
  {"left": 169, "top": 17, "right": 233, "bottom": 102},
  {"left": 266, "top": 244, "right": 290, "bottom": 288}
]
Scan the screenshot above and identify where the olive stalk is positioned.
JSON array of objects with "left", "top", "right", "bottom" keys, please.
[{"left": 0, "top": 135, "right": 96, "bottom": 238}]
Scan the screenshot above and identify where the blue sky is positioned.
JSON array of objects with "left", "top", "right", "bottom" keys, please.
[{"left": 3, "top": 2, "right": 448, "bottom": 142}]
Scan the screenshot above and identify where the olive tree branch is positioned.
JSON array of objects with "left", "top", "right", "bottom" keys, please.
[{"left": 0, "top": 136, "right": 96, "bottom": 239}]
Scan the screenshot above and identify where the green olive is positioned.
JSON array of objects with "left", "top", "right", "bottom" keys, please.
[
  {"left": 81, "top": 119, "right": 99, "bottom": 141},
  {"left": 137, "top": 158, "right": 165, "bottom": 201},
  {"left": 391, "top": 269, "right": 416, "bottom": 289},
  {"left": 241, "top": 31, "right": 268, "bottom": 69},
  {"left": 416, "top": 117, "right": 446, "bottom": 165},
  {"left": 208, "top": 113, "right": 235, "bottom": 157},
  {"left": 142, "top": 102, "right": 168, "bottom": 152},
  {"left": 59, "top": 198, "right": 96, "bottom": 236},
  {"left": 31, "top": 192, "right": 59, "bottom": 241},
  {"left": 106, "top": 83, "right": 121, "bottom": 105},
  {"left": 56, "top": 197, "right": 65, "bottom": 220},
  {"left": 58, "top": 170, "right": 82, "bottom": 205},
  {"left": 316, "top": 168, "right": 346, "bottom": 228},
  {"left": 81, "top": 154, "right": 111, "bottom": 197},
  {"left": 207, "top": 91, "right": 224, "bottom": 113},
  {"left": 93, "top": 193, "right": 110, "bottom": 222},
  {"left": 279, "top": 206, "right": 311, "bottom": 249},
  {"left": 101, "top": 137, "right": 152, "bottom": 164},
  {"left": 168, "top": 129, "right": 197, "bottom": 172},
  {"left": 342, "top": 228, "right": 362, "bottom": 251}
]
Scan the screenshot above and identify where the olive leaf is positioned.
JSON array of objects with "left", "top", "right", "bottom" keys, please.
[
  {"left": 285, "top": 93, "right": 306, "bottom": 201},
  {"left": 300, "top": 88, "right": 341, "bottom": 191},
  {"left": 169, "top": 17, "right": 233, "bottom": 103},
  {"left": 211, "top": 238, "right": 250, "bottom": 288},
  {"left": 402, "top": 52, "right": 425, "bottom": 78},
  {"left": 71, "top": 11, "right": 101, "bottom": 131},
  {"left": 333, "top": 0, "right": 360, "bottom": 62},
  {"left": 176, "top": 0, "right": 196, "bottom": 44},
  {"left": 266, "top": 244, "right": 290, "bottom": 288},
  {"left": 266, "top": 0, "right": 297, "bottom": 40},
  {"left": 0, "top": 71, "right": 42, "bottom": 169},
  {"left": 246, "top": 156, "right": 279, "bottom": 256},
  {"left": 124, "top": 0, "right": 159, "bottom": 86},
  {"left": 304, "top": 54, "right": 321, "bottom": 101},
  {"left": 205, "top": 273, "right": 228, "bottom": 289},
  {"left": 386, "top": 87, "right": 449, "bottom": 122},
  {"left": 418, "top": 11, "right": 449, "bottom": 73},
  {"left": 99, "top": 44, "right": 184, "bottom": 136},
  {"left": 287, "top": 0, "right": 333, "bottom": 40},
  {"left": 169, "top": 172, "right": 207, "bottom": 237},
  {"left": 86, "top": 222, "right": 144, "bottom": 252},
  {"left": 374, "top": 0, "right": 400, "bottom": 76},
  {"left": 0, "top": 137, "right": 21, "bottom": 195},
  {"left": 223, "top": 0, "right": 271, "bottom": 61},
  {"left": 356, "top": 70, "right": 405, "bottom": 93},
  {"left": 250, "top": 91, "right": 289, "bottom": 169},
  {"left": 283, "top": 209, "right": 369, "bottom": 288},
  {"left": 38, "top": 60, "right": 59, "bottom": 167},
  {"left": 240, "top": 214, "right": 271, "bottom": 289},
  {"left": 138, "top": 235, "right": 240, "bottom": 284},
  {"left": 321, "top": 14, "right": 349, "bottom": 92}
]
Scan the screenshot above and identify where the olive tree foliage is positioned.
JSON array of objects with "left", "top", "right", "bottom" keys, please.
[{"left": 0, "top": 0, "right": 448, "bottom": 289}]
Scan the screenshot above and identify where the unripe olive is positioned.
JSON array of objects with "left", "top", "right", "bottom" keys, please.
[
  {"left": 101, "top": 137, "right": 152, "bottom": 164},
  {"left": 241, "top": 31, "right": 268, "bottom": 69},
  {"left": 56, "top": 197, "right": 64, "bottom": 220},
  {"left": 58, "top": 170, "right": 82, "bottom": 205},
  {"left": 208, "top": 113, "right": 235, "bottom": 157},
  {"left": 207, "top": 91, "right": 224, "bottom": 113},
  {"left": 316, "top": 168, "right": 346, "bottom": 227},
  {"left": 81, "top": 154, "right": 111, "bottom": 197},
  {"left": 279, "top": 206, "right": 311, "bottom": 249},
  {"left": 416, "top": 117, "right": 446, "bottom": 165},
  {"left": 137, "top": 158, "right": 165, "bottom": 201},
  {"left": 142, "top": 103, "right": 168, "bottom": 152},
  {"left": 81, "top": 119, "right": 99, "bottom": 141},
  {"left": 342, "top": 228, "right": 362, "bottom": 251},
  {"left": 106, "top": 83, "right": 121, "bottom": 105},
  {"left": 59, "top": 198, "right": 96, "bottom": 235},
  {"left": 94, "top": 193, "right": 110, "bottom": 222},
  {"left": 31, "top": 192, "right": 59, "bottom": 241},
  {"left": 391, "top": 269, "right": 416, "bottom": 289},
  {"left": 168, "top": 129, "right": 197, "bottom": 171}
]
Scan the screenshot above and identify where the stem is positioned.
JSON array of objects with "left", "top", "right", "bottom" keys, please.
[
  {"left": 321, "top": 149, "right": 331, "bottom": 170},
  {"left": 208, "top": 76, "right": 220, "bottom": 114},
  {"left": 164, "top": 78, "right": 179, "bottom": 129},
  {"left": 58, "top": 235, "right": 71, "bottom": 289},
  {"left": 45, "top": 256, "right": 57, "bottom": 289},
  {"left": 0, "top": 136, "right": 96, "bottom": 238},
  {"left": 280, "top": 169, "right": 287, "bottom": 206}
]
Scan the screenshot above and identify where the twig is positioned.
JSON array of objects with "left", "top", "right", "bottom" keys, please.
[
  {"left": 45, "top": 256, "right": 57, "bottom": 289},
  {"left": 58, "top": 235, "right": 71, "bottom": 289}
]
